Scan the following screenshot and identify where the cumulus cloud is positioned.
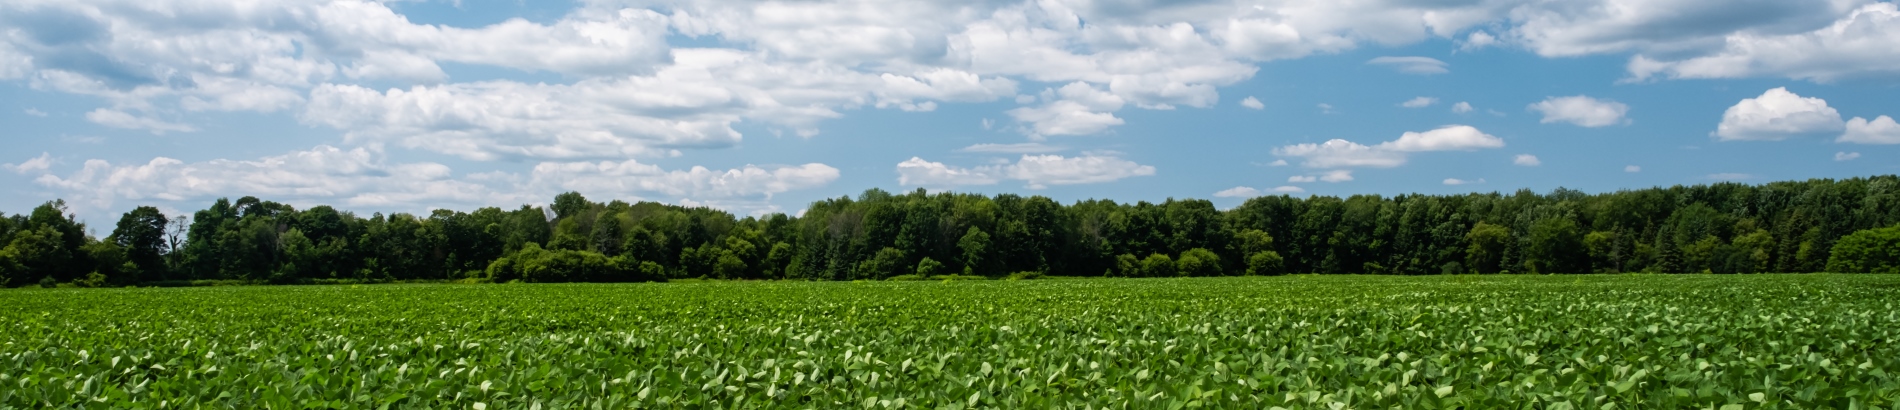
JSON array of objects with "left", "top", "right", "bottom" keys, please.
[
  {"left": 1528, "top": 96, "right": 1629, "bottom": 127},
  {"left": 1514, "top": 154, "right": 1542, "bottom": 166},
  {"left": 1317, "top": 170, "right": 1354, "bottom": 182},
  {"left": 1367, "top": 56, "right": 1449, "bottom": 74},
  {"left": 14, "top": 145, "right": 840, "bottom": 216},
  {"left": 1213, "top": 186, "right": 1260, "bottom": 198},
  {"left": 956, "top": 143, "right": 1066, "bottom": 154},
  {"left": 1713, "top": 87, "right": 1844, "bottom": 141},
  {"left": 85, "top": 109, "right": 196, "bottom": 134},
  {"left": 1240, "top": 96, "right": 1265, "bottom": 110},
  {"left": 1400, "top": 97, "right": 1438, "bottom": 108},
  {"left": 23, "top": 108, "right": 47, "bottom": 117},
  {"left": 1008, "top": 82, "right": 1127, "bottom": 138},
  {"left": 1624, "top": 3, "right": 1900, "bottom": 83},
  {"left": 1288, "top": 175, "right": 1317, "bottom": 183},
  {"left": 1839, "top": 115, "right": 1900, "bottom": 144},
  {"left": 1443, "top": 178, "right": 1485, "bottom": 185},
  {"left": 17, "top": 145, "right": 517, "bottom": 211},
  {"left": 1451, "top": 102, "right": 1473, "bottom": 114},
  {"left": 1625, "top": 165, "right": 1642, "bottom": 173},
  {"left": 1835, "top": 152, "right": 1861, "bottom": 161},
  {"left": 895, "top": 153, "right": 1154, "bottom": 189},
  {"left": 1274, "top": 125, "right": 1504, "bottom": 170},
  {"left": 531, "top": 160, "right": 839, "bottom": 200},
  {"left": 5, "top": 152, "right": 54, "bottom": 174},
  {"left": 1271, "top": 185, "right": 1305, "bottom": 193}
]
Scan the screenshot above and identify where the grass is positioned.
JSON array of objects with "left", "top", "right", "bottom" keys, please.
[{"left": 2, "top": 274, "right": 1898, "bottom": 408}]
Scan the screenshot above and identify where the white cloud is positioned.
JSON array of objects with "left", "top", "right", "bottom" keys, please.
[
  {"left": 1460, "top": 31, "right": 1498, "bottom": 50},
  {"left": 1267, "top": 159, "right": 1288, "bottom": 166},
  {"left": 5, "top": 152, "right": 53, "bottom": 174},
  {"left": 1623, "top": 3, "right": 1900, "bottom": 83},
  {"left": 18, "top": 145, "right": 525, "bottom": 212},
  {"left": 1514, "top": 154, "right": 1542, "bottom": 166},
  {"left": 1275, "top": 139, "right": 1408, "bottom": 168},
  {"left": 85, "top": 109, "right": 196, "bottom": 134},
  {"left": 1835, "top": 151, "right": 1861, "bottom": 161},
  {"left": 1713, "top": 87, "right": 1844, "bottom": 141},
  {"left": 1007, "top": 154, "right": 1158, "bottom": 189},
  {"left": 1839, "top": 115, "right": 1900, "bottom": 144},
  {"left": 1008, "top": 82, "right": 1126, "bottom": 138},
  {"left": 1213, "top": 186, "right": 1260, "bottom": 198},
  {"left": 1625, "top": 165, "right": 1642, "bottom": 173},
  {"left": 895, "top": 153, "right": 1154, "bottom": 189},
  {"left": 1317, "top": 103, "right": 1336, "bottom": 114},
  {"left": 1442, "top": 178, "right": 1485, "bottom": 185},
  {"left": 23, "top": 108, "right": 47, "bottom": 117},
  {"left": 957, "top": 143, "right": 1066, "bottom": 154},
  {"left": 896, "top": 157, "right": 1002, "bottom": 187},
  {"left": 1528, "top": 96, "right": 1629, "bottom": 127},
  {"left": 1288, "top": 175, "right": 1317, "bottom": 183},
  {"left": 1274, "top": 125, "right": 1504, "bottom": 170},
  {"left": 1367, "top": 56, "right": 1449, "bottom": 75},
  {"left": 1509, "top": 0, "right": 1864, "bottom": 59},
  {"left": 1451, "top": 102, "right": 1473, "bottom": 114},
  {"left": 14, "top": 144, "right": 841, "bottom": 216},
  {"left": 1400, "top": 97, "right": 1438, "bottom": 108},
  {"left": 530, "top": 160, "right": 839, "bottom": 200},
  {"left": 1318, "top": 170, "right": 1354, "bottom": 182},
  {"left": 1380, "top": 125, "right": 1505, "bottom": 152},
  {"left": 1271, "top": 185, "right": 1304, "bottom": 193},
  {"left": 1240, "top": 96, "right": 1265, "bottom": 110}
]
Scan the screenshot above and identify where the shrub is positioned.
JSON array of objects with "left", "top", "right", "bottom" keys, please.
[
  {"left": 1140, "top": 254, "right": 1175, "bottom": 278},
  {"left": 1177, "top": 248, "right": 1222, "bottom": 277},
  {"left": 1247, "top": 251, "right": 1286, "bottom": 276}
]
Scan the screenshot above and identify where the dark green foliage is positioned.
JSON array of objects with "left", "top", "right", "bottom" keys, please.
[
  {"left": 1827, "top": 225, "right": 1900, "bottom": 273},
  {"left": 6, "top": 175, "right": 1900, "bottom": 283}
]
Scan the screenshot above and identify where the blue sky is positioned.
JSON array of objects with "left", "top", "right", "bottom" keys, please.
[{"left": 3, "top": 0, "right": 1899, "bottom": 225}]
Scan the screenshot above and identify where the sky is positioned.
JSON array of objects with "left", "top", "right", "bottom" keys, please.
[{"left": 3, "top": 0, "right": 1899, "bottom": 225}]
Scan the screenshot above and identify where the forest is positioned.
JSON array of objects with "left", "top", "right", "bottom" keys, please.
[{"left": 3, "top": 175, "right": 1900, "bottom": 287}]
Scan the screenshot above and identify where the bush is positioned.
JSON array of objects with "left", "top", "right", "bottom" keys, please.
[
  {"left": 1139, "top": 254, "right": 1175, "bottom": 278},
  {"left": 915, "top": 257, "right": 944, "bottom": 277},
  {"left": 1177, "top": 248, "right": 1222, "bottom": 277},
  {"left": 38, "top": 275, "right": 58, "bottom": 288},
  {"left": 75, "top": 272, "right": 110, "bottom": 288},
  {"left": 885, "top": 274, "right": 926, "bottom": 281},
  {"left": 1247, "top": 251, "right": 1286, "bottom": 276},
  {"left": 1827, "top": 225, "right": 1900, "bottom": 273}
]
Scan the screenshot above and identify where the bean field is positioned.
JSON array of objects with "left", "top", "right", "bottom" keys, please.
[{"left": 4, "top": 275, "right": 1899, "bottom": 409}]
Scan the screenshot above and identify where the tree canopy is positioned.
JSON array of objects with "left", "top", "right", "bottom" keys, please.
[{"left": 4, "top": 175, "right": 1900, "bottom": 286}]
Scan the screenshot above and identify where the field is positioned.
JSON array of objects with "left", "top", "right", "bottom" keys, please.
[{"left": 3, "top": 275, "right": 1899, "bottom": 409}]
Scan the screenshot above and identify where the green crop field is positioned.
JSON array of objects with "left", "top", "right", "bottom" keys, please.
[{"left": 3, "top": 275, "right": 1899, "bottom": 409}]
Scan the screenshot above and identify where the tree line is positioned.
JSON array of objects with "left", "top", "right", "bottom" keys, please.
[{"left": 4, "top": 175, "right": 1900, "bottom": 287}]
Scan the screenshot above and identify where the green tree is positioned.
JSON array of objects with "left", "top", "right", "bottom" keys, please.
[
  {"left": 111, "top": 206, "right": 170, "bottom": 282},
  {"left": 1526, "top": 217, "right": 1584, "bottom": 273},
  {"left": 958, "top": 227, "right": 990, "bottom": 276},
  {"left": 1464, "top": 222, "right": 1510, "bottom": 274},
  {"left": 552, "top": 191, "right": 590, "bottom": 220},
  {"left": 1826, "top": 225, "right": 1900, "bottom": 273},
  {"left": 858, "top": 247, "right": 907, "bottom": 280},
  {"left": 0, "top": 226, "right": 70, "bottom": 287}
]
